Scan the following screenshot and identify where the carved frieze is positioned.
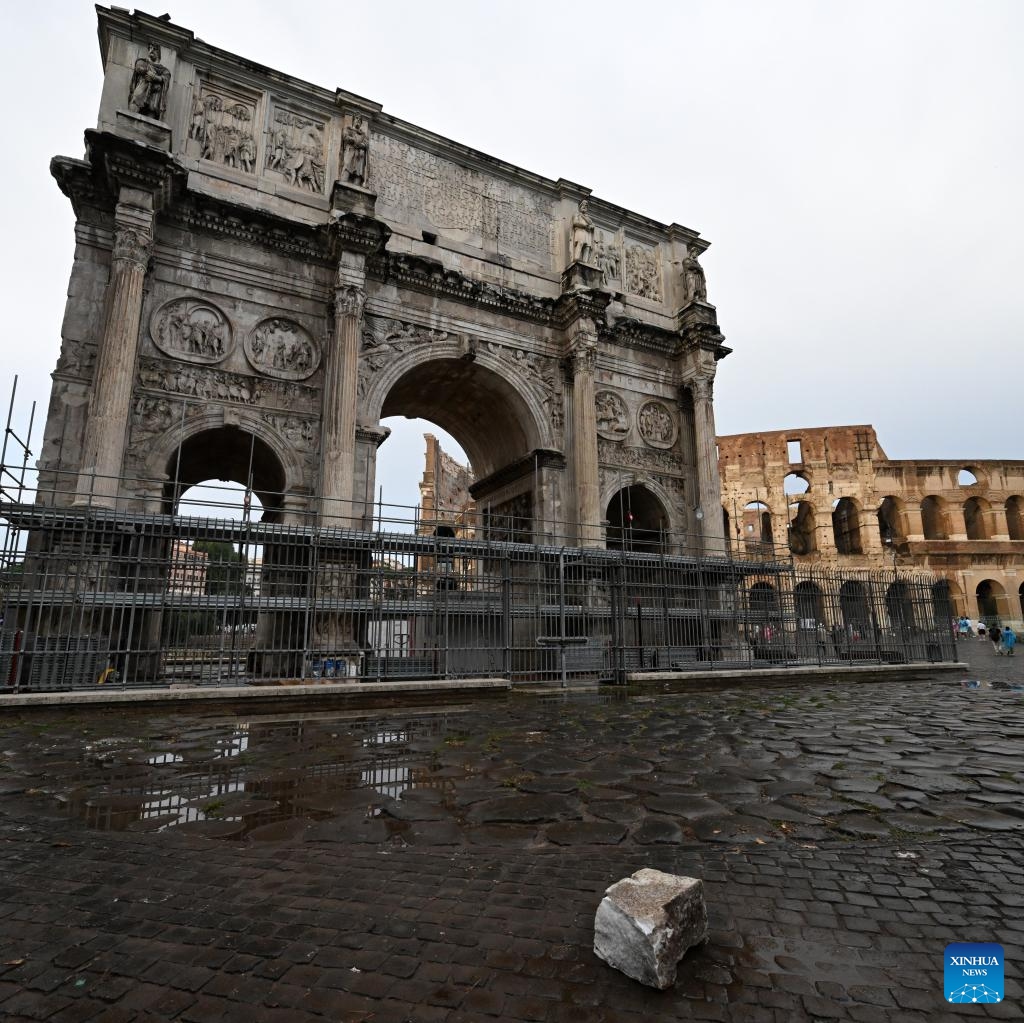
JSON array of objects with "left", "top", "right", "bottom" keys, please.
[
  {"left": 595, "top": 390, "right": 629, "bottom": 441},
  {"left": 625, "top": 243, "right": 662, "bottom": 302},
  {"left": 138, "top": 357, "right": 317, "bottom": 409},
  {"left": 150, "top": 298, "right": 233, "bottom": 365},
  {"left": 368, "top": 134, "right": 551, "bottom": 261},
  {"left": 245, "top": 318, "right": 320, "bottom": 380},
  {"left": 599, "top": 439, "right": 684, "bottom": 475},
  {"left": 265, "top": 104, "right": 327, "bottom": 194},
  {"left": 189, "top": 85, "right": 258, "bottom": 173},
  {"left": 637, "top": 400, "right": 677, "bottom": 449}
]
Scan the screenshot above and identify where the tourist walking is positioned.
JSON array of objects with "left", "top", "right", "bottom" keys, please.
[
  {"left": 958, "top": 616, "right": 971, "bottom": 640},
  {"left": 990, "top": 624, "right": 1003, "bottom": 654},
  {"left": 1001, "top": 626, "right": 1017, "bottom": 656}
]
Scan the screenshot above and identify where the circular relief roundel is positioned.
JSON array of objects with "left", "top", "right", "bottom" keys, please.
[
  {"left": 150, "top": 298, "right": 233, "bottom": 365},
  {"left": 244, "top": 318, "right": 321, "bottom": 380},
  {"left": 637, "top": 400, "right": 677, "bottom": 449},
  {"left": 595, "top": 390, "right": 630, "bottom": 441}
]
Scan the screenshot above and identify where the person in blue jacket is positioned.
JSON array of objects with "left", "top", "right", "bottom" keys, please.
[{"left": 1001, "top": 626, "right": 1017, "bottom": 656}]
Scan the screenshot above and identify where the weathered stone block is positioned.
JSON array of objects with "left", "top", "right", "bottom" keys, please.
[{"left": 593, "top": 868, "right": 708, "bottom": 989}]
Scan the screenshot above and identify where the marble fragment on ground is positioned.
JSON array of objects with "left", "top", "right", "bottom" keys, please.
[{"left": 593, "top": 868, "right": 708, "bottom": 989}]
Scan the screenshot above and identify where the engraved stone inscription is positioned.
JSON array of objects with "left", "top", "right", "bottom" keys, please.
[
  {"left": 637, "top": 400, "right": 677, "bottom": 449},
  {"left": 625, "top": 243, "right": 662, "bottom": 302},
  {"left": 368, "top": 134, "right": 551, "bottom": 261},
  {"left": 150, "top": 298, "right": 233, "bottom": 365},
  {"left": 245, "top": 318, "right": 320, "bottom": 380},
  {"left": 595, "top": 390, "right": 629, "bottom": 441},
  {"left": 266, "top": 105, "right": 327, "bottom": 194}
]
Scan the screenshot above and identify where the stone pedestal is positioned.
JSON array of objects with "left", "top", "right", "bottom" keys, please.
[
  {"left": 594, "top": 868, "right": 708, "bottom": 989},
  {"left": 114, "top": 110, "right": 171, "bottom": 151},
  {"left": 561, "top": 260, "right": 603, "bottom": 293}
]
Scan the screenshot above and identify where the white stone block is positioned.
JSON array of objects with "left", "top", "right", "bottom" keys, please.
[{"left": 593, "top": 868, "right": 708, "bottom": 989}]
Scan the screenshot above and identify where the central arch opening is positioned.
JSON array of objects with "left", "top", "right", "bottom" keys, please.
[{"left": 373, "top": 357, "right": 550, "bottom": 540}]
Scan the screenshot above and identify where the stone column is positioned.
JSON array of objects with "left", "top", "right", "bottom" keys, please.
[
  {"left": 75, "top": 188, "right": 155, "bottom": 507},
  {"left": 691, "top": 376, "right": 726, "bottom": 555},
  {"left": 320, "top": 277, "right": 365, "bottom": 526},
  {"left": 569, "top": 333, "right": 601, "bottom": 546}
]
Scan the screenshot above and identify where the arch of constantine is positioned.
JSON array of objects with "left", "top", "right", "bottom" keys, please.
[
  {"left": 40, "top": 8, "right": 727, "bottom": 547},
  {"left": 0, "top": 9, "right": 956, "bottom": 689}
]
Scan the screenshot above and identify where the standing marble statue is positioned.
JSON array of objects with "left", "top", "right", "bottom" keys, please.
[
  {"left": 341, "top": 119, "right": 369, "bottom": 186},
  {"left": 128, "top": 44, "right": 171, "bottom": 121},
  {"left": 571, "top": 200, "right": 595, "bottom": 264},
  {"left": 683, "top": 249, "right": 708, "bottom": 304}
]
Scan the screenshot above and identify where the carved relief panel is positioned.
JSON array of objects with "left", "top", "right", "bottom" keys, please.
[
  {"left": 637, "top": 400, "right": 677, "bottom": 449},
  {"left": 595, "top": 390, "right": 629, "bottom": 441},
  {"left": 150, "top": 298, "right": 233, "bottom": 365},
  {"left": 624, "top": 242, "right": 662, "bottom": 302},
  {"left": 265, "top": 102, "right": 327, "bottom": 194},
  {"left": 592, "top": 230, "right": 622, "bottom": 289},
  {"left": 245, "top": 318, "right": 320, "bottom": 380},
  {"left": 188, "top": 80, "right": 260, "bottom": 174}
]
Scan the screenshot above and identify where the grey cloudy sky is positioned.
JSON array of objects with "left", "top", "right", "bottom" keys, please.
[{"left": 2, "top": 1, "right": 1021, "bottom": 513}]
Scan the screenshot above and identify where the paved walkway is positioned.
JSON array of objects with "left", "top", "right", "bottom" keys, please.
[{"left": 0, "top": 646, "right": 1021, "bottom": 1021}]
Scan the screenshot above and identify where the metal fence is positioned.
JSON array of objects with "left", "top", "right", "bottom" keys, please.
[{"left": 0, "top": 497, "right": 956, "bottom": 692}]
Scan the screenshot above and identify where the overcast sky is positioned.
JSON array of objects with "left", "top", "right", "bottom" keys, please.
[{"left": 2, "top": 1, "right": 1021, "bottom": 515}]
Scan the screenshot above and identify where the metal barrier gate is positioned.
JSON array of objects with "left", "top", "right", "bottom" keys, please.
[{"left": 0, "top": 501, "right": 955, "bottom": 692}]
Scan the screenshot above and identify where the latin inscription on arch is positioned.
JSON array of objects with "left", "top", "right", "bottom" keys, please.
[{"left": 368, "top": 134, "right": 552, "bottom": 262}]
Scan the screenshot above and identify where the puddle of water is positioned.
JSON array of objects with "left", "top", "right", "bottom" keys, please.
[{"left": 29, "top": 711, "right": 462, "bottom": 839}]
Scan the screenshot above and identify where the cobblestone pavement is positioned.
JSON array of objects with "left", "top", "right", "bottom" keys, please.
[{"left": 0, "top": 648, "right": 1021, "bottom": 1021}]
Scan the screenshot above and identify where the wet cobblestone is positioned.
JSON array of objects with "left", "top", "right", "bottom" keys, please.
[{"left": 0, "top": 645, "right": 1020, "bottom": 1019}]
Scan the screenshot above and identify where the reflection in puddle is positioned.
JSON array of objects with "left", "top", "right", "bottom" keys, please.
[{"left": 47, "top": 712, "right": 458, "bottom": 839}]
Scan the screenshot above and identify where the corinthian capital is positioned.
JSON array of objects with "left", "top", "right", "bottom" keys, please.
[
  {"left": 690, "top": 375, "right": 714, "bottom": 402},
  {"left": 567, "top": 333, "right": 598, "bottom": 375},
  {"left": 112, "top": 225, "right": 152, "bottom": 270},
  {"left": 335, "top": 285, "right": 366, "bottom": 319}
]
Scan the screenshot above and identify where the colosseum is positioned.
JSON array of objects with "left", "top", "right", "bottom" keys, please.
[{"left": 717, "top": 424, "right": 1024, "bottom": 631}]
